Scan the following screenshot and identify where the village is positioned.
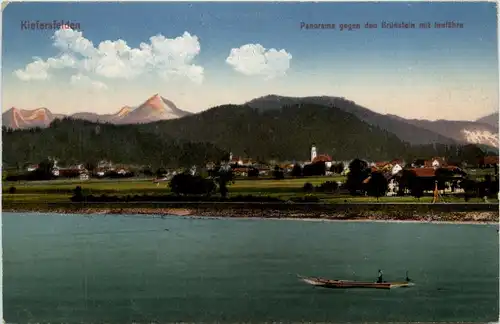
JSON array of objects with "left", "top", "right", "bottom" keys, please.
[{"left": 8, "top": 144, "right": 499, "bottom": 199}]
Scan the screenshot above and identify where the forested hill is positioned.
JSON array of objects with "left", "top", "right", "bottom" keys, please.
[
  {"left": 3, "top": 104, "right": 493, "bottom": 167},
  {"left": 141, "top": 103, "right": 408, "bottom": 161},
  {"left": 2, "top": 118, "right": 227, "bottom": 168}
]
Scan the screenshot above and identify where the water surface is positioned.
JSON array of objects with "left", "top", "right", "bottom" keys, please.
[{"left": 3, "top": 213, "right": 499, "bottom": 323}]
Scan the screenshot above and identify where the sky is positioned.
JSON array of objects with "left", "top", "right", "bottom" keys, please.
[{"left": 2, "top": 1, "right": 498, "bottom": 121}]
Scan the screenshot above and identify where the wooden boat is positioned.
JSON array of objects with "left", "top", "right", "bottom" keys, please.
[{"left": 298, "top": 275, "right": 415, "bottom": 290}]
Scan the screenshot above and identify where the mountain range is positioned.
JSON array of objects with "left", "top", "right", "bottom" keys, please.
[
  {"left": 2, "top": 94, "right": 192, "bottom": 129},
  {"left": 245, "top": 95, "right": 498, "bottom": 148},
  {"left": 476, "top": 112, "right": 499, "bottom": 128},
  {"left": 2, "top": 94, "right": 498, "bottom": 148}
]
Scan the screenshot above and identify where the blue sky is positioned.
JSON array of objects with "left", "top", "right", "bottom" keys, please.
[{"left": 2, "top": 1, "right": 498, "bottom": 121}]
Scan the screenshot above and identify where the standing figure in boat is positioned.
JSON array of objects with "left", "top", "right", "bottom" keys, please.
[{"left": 377, "top": 269, "right": 383, "bottom": 283}]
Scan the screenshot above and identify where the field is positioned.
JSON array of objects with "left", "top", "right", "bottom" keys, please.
[{"left": 3, "top": 175, "right": 497, "bottom": 204}]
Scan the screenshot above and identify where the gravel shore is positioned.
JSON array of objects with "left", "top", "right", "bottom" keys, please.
[{"left": 4, "top": 206, "right": 499, "bottom": 223}]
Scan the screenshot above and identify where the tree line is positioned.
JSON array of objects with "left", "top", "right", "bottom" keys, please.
[
  {"left": 3, "top": 114, "right": 497, "bottom": 172},
  {"left": 2, "top": 118, "right": 228, "bottom": 171}
]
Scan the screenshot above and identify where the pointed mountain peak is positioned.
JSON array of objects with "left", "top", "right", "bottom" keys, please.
[
  {"left": 3, "top": 95, "right": 189, "bottom": 129},
  {"left": 148, "top": 93, "right": 161, "bottom": 100},
  {"left": 142, "top": 94, "right": 165, "bottom": 110},
  {"left": 116, "top": 106, "right": 132, "bottom": 117}
]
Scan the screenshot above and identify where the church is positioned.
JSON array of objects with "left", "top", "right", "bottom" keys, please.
[{"left": 310, "top": 145, "right": 333, "bottom": 168}]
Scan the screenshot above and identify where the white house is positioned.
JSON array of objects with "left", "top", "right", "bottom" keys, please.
[
  {"left": 387, "top": 179, "right": 399, "bottom": 196},
  {"left": 432, "top": 159, "right": 441, "bottom": 169},
  {"left": 391, "top": 164, "right": 403, "bottom": 175},
  {"left": 230, "top": 152, "right": 243, "bottom": 165},
  {"left": 98, "top": 160, "right": 113, "bottom": 169}
]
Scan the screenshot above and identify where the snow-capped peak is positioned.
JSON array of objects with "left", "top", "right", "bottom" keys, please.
[{"left": 462, "top": 129, "right": 499, "bottom": 147}]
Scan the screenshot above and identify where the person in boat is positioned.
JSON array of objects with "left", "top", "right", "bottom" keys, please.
[
  {"left": 405, "top": 271, "right": 411, "bottom": 282},
  {"left": 377, "top": 269, "right": 383, "bottom": 283}
]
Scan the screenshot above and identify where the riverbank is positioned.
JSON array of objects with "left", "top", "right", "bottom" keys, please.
[{"left": 3, "top": 202, "right": 499, "bottom": 223}]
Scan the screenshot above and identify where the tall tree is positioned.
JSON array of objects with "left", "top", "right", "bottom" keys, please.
[
  {"left": 366, "top": 172, "right": 388, "bottom": 201},
  {"left": 215, "top": 164, "right": 234, "bottom": 198},
  {"left": 345, "top": 158, "right": 370, "bottom": 195}
]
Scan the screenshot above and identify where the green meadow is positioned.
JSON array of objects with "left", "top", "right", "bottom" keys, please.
[{"left": 2, "top": 175, "right": 496, "bottom": 204}]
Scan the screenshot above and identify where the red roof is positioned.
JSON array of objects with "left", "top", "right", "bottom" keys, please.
[
  {"left": 312, "top": 154, "right": 332, "bottom": 163},
  {"left": 484, "top": 156, "right": 499, "bottom": 165},
  {"left": 424, "top": 157, "right": 446, "bottom": 167},
  {"left": 374, "top": 161, "right": 390, "bottom": 167},
  {"left": 411, "top": 168, "right": 436, "bottom": 177}
]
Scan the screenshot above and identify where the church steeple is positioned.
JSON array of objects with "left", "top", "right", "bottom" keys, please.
[{"left": 311, "top": 144, "right": 317, "bottom": 162}]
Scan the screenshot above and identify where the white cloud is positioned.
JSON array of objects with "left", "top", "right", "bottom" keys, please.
[
  {"left": 53, "top": 28, "right": 97, "bottom": 57},
  {"left": 14, "top": 54, "right": 78, "bottom": 81},
  {"left": 47, "top": 54, "right": 78, "bottom": 69},
  {"left": 14, "top": 28, "right": 204, "bottom": 84},
  {"left": 70, "top": 74, "right": 108, "bottom": 91},
  {"left": 226, "top": 44, "right": 292, "bottom": 79},
  {"left": 14, "top": 57, "right": 50, "bottom": 81}
]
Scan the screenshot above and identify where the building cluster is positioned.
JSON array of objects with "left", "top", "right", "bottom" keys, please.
[
  {"left": 224, "top": 145, "right": 498, "bottom": 197},
  {"left": 19, "top": 145, "right": 498, "bottom": 188},
  {"left": 24, "top": 159, "right": 133, "bottom": 181}
]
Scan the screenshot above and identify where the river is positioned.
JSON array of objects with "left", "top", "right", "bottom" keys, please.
[{"left": 3, "top": 212, "right": 499, "bottom": 323}]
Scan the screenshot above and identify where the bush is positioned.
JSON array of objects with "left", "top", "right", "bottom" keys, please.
[
  {"left": 461, "top": 179, "right": 478, "bottom": 200},
  {"left": 5, "top": 175, "right": 20, "bottom": 181},
  {"left": 248, "top": 168, "right": 259, "bottom": 178},
  {"left": 273, "top": 169, "right": 285, "bottom": 180},
  {"left": 316, "top": 181, "right": 339, "bottom": 193},
  {"left": 303, "top": 182, "right": 314, "bottom": 192},
  {"left": 71, "top": 186, "right": 84, "bottom": 202},
  {"left": 5, "top": 171, "right": 56, "bottom": 182},
  {"left": 303, "top": 161, "right": 326, "bottom": 176},
  {"left": 169, "top": 173, "right": 216, "bottom": 196},
  {"left": 330, "top": 163, "right": 344, "bottom": 174},
  {"left": 366, "top": 172, "right": 388, "bottom": 200},
  {"left": 291, "top": 164, "right": 303, "bottom": 177}
]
